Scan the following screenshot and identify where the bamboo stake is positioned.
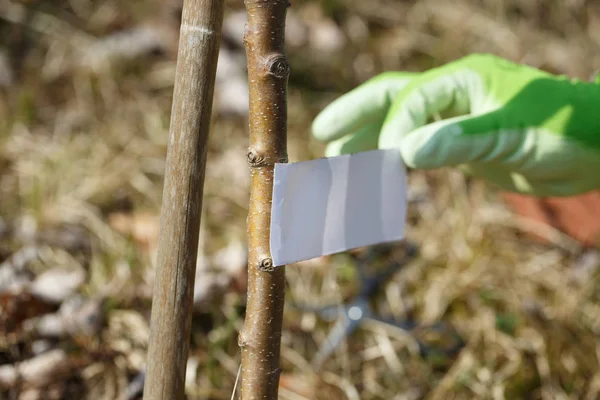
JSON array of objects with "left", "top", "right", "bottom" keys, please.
[
  {"left": 239, "top": 0, "right": 290, "bottom": 398},
  {"left": 143, "top": 0, "right": 224, "bottom": 399}
]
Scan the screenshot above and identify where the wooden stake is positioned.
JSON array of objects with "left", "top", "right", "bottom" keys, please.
[
  {"left": 143, "top": 0, "right": 224, "bottom": 398},
  {"left": 239, "top": 0, "right": 289, "bottom": 398}
]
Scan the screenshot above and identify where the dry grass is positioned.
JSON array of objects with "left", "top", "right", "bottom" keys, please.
[{"left": 1, "top": 0, "right": 600, "bottom": 399}]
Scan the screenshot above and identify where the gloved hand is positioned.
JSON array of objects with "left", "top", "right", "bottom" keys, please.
[{"left": 312, "top": 53, "right": 600, "bottom": 197}]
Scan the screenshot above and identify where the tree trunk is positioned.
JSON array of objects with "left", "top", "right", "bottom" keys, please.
[{"left": 239, "top": 0, "right": 290, "bottom": 398}]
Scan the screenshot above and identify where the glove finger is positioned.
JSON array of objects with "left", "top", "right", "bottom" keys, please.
[
  {"left": 324, "top": 122, "right": 382, "bottom": 157},
  {"left": 312, "top": 72, "right": 416, "bottom": 143},
  {"left": 459, "top": 163, "right": 532, "bottom": 194},
  {"left": 378, "top": 64, "right": 483, "bottom": 150},
  {"left": 397, "top": 112, "right": 512, "bottom": 169}
]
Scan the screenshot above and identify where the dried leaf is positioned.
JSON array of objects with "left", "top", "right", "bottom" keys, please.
[
  {"left": 60, "top": 295, "right": 105, "bottom": 339},
  {"left": 108, "top": 212, "right": 159, "bottom": 255},
  {"left": 0, "top": 349, "right": 72, "bottom": 389},
  {"left": 30, "top": 267, "right": 86, "bottom": 304},
  {"left": 0, "top": 288, "right": 55, "bottom": 333}
]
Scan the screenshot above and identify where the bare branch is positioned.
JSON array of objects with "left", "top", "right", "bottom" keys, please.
[{"left": 239, "top": 0, "right": 290, "bottom": 398}]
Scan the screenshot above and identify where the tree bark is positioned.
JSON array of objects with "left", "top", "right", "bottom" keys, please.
[
  {"left": 143, "top": 0, "right": 224, "bottom": 399},
  {"left": 239, "top": 0, "right": 289, "bottom": 398}
]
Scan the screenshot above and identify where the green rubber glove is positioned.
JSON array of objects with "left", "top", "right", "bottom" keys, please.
[{"left": 312, "top": 53, "right": 600, "bottom": 197}]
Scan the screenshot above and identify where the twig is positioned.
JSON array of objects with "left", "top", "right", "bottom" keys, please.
[
  {"left": 143, "top": 0, "right": 224, "bottom": 399},
  {"left": 238, "top": 0, "right": 290, "bottom": 398},
  {"left": 231, "top": 364, "right": 242, "bottom": 400}
]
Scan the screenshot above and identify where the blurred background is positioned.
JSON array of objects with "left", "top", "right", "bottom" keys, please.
[{"left": 2, "top": 0, "right": 600, "bottom": 398}]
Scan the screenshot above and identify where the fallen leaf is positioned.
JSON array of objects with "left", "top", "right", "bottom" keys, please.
[
  {"left": 108, "top": 212, "right": 159, "bottom": 255},
  {"left": 30, "top": 267, "right": 86, "bottom": 304},
  {"left": 0, "top": 349, "right": 73, "bottom": 389}
]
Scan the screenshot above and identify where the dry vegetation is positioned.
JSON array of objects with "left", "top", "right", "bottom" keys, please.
[{"left": 2, "top": 0, "right": 600, "bottom": 399}]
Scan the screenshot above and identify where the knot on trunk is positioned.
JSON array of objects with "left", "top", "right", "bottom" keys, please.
[
  {"left": 247, "top": 149, "right": 267, "bottom": 167},
  {"left": 247, "top": 149, "right": 287, "bottom": 167},
  {"left": 257, "top": 258, "right": 274, "bottom": 272},
  {"left": 263, "top": 54, "right": 290, "bottom": 79}
]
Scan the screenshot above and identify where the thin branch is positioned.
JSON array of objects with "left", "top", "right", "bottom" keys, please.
[{"left": 239, "top": 0, "right": 290, "bottom": 398}]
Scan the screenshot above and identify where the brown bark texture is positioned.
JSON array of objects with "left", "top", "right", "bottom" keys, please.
[
  {"left": 239, "top": 0, "right": 290, "bottom": 398},
  {"left": 143, "top": 0, "right": 224, "bottom": 399}
]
